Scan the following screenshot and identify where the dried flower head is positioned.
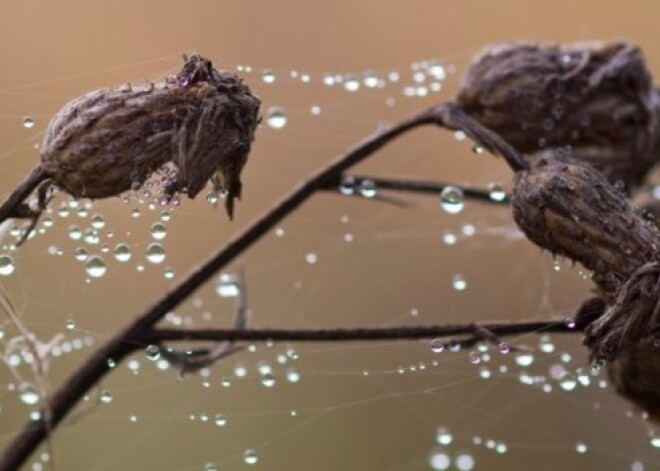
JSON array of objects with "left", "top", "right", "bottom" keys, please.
[
  {"left": 511, "top": 157, "right": 660, "bottom": 360},
  {"left": 0, "top": 54, "right": 261, "bottom": 241},
  {"left": 454, "top": 40, "right": 658, "bottom": 187}
]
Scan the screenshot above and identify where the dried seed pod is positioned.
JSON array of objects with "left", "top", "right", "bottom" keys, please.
[
  {"left": 0, "top": 54, "right": 261, "bottom": 238},
  {"left": 455, "top": 40, "right": 658, "bottom": 187},
  {"left": 511, "top": 157, "right": 660, "bottom": 359},
  {"left": 607, "top": 342, "right": 660, "bottom": 423}
]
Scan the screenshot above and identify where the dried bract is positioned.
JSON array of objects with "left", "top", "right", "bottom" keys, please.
[
  {"left": 511, "top": 158, "right": 660, "bottom": 359},
  {"left": 0, "top": 54, "right": 261, "bottom": 239},
  {"left": 455, "top": 40, "right": 658, "bottom": 187}
]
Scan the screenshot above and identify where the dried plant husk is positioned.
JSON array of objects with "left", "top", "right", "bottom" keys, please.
[
  {"left": 511, "top": 157, "right": 660, "bottom": 359},
  {"left": 0, "top": 54, "right": 261, "bottom": 225},
  {"left": 607, "top": 341, "right": 660, "bottom": 423},
  {"left": 458, "top": 40, "right": 658, "bottom": 188}
]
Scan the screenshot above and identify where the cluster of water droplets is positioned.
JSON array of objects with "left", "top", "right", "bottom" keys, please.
[{"left": 251, "top": 58, "right": 454, "bottom": 130}]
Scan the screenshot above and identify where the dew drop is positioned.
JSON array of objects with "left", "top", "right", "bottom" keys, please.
[
  {"left": 468, "top": 351, "right": 481, "bottom": 364},
  {"left": 163, "top": 267, "right": 174, "bottom": 279},
  {"left": 429, "top": 451, "right": 451, "bottom": 470},
  {"left": 455, "top": 453, "right": 475, "bottom": 471},
  {"left": 216, "top": 273, "right": 240, "bottom": 297},
  {"left": 261, "top": 373, "right": 276, "bottom": 388},
  {"left": 498, "top": 343, "right": 510, "bottom": 354},
  {"left": 85, "top": 255, "right": 107, "bottom": 278},
  {"left": 359, "top": 179, "right": 377, "bottom": 198},
  {"left": 575, "top": 442, "right": 588, "bottom": 453},
  {"left": 150, "top": 222, "right": 167, "bottom": 240},
  {"left": 0, "top": 255, "right": 15, "bottom": 276},
  {"left": 649, "top": 436, "right": 660, "bottom": 448},
  {"left": 113, "top": 243, "right": 132, "bottom": 262},
  {"left": 266, "top": 107, "right": 287, "bottom": 129},
  {"left": 339, "top": 176, "right": 356, "bottom": 195},
  {"left": 261, "top": 69, "right": 275, "bottom": 83},
  {"left": 90, "top": 214, "right": 105, "bottom": 229},
  {"left": 65, "top": 318, "right": 76, "bottom": 330},
  {"left": 99, "top": 390, "right": 113, "bottom": 404},
  {"left": 215, "top": 414, "right": 227, "bottom": 427},
  {"left": 305, "top": 252, "right": 317, "bottom": 264},
  {"left": 452, "top": 274, "right": 467, "bottom": 291},
  {"left": 19, "top": 383, "right": 39, "bottom": 405},
  {"left": 310, "top": 105, "right": 321, "bottom": 115},
  {"left": 436, "top": 427, "right": 453, "bottom": 445},
  {"left": 440, "top": 187, "right": 464, "bottom": 214},
  {"left": 145, "top": 242, "right": 165, "bottom": 264},
  {"left": 363, "top": 71, "right": 379, "bottom": 88},
  {"left": 472, "top": 145, "right": 485, "bottom": 155},
  {"left": 243, "top": 449, "right": 259, "bottom": 465},
  {"left": 68, "top": 225, "right": 82, "bottom": 240},
  {"left": 343, "top": 74, "right": 360, "bottom": 92},
  {"left": 430, "top": 339, "right": 445, "bottom": 353},
  {"left": 514, "top": 352, "right": 534, "bottom": 367},
  {"left": 286, "top": 368, "right": 300, "bottom": 383},
  {"left": 22, "top": 116, "right": 35, "bottom": 128},
  {"left": 145, "top": 345, "right": 160, "bottom": 361},
  {"left": 488, "top": 183, "right": 507, "bottom": 202}
]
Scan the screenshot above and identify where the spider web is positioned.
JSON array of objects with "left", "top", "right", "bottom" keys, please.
[{"left": 0, "top": 50, "right": 657, "bottom": 471}]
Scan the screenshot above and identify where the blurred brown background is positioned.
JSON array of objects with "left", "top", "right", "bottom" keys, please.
[{"left": 0, "top": 1, "right": 658, "bottom": 470}]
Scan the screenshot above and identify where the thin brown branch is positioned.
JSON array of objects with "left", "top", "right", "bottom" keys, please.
[{"left": 147, "top": 319, "right": 579, "bottom": 344}]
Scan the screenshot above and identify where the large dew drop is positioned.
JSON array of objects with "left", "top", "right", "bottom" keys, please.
[
  {"left": 19, "top": 383, "right": 40, "bottom": 405},
  {"left": 266, "top": 107, "right": 287, "bottom": 129},
  {"left": 243, "top": 449, "right": 259, "bottom": 465},
  {"left": 216, "top": 273, "right": 240, "bottom": 297},
  {"left": 440, "top": 187, "right": 465, "bottom": 214},
  {"left": 113, "top": 243, "right": 132, "bottom": 262},
  {"left": 0, "top": 255, "right": 16, "bottom": 276},
  {"left": 146, "top": 243, "right": 166, "bottom": 264},
  {"left": 85, "top": 255, "right": 107, "bottom": 278},
  {"left": 22, "top": 116, "right": 35, "bottom": 128}
]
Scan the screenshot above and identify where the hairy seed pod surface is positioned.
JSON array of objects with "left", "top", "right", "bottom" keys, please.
[
  {"left": 39, "top": 55, "right": 261, "bottom": 218},
  {"left": 512, "top": 158, "right": 660, "bottom": 359},
  {"left": 458, "top": 40, "right": 658, "bottom": 187}
]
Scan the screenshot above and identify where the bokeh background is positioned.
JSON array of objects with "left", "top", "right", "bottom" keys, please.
[{"left": 0, "top": 1, "right": 659, "bottom": 470}]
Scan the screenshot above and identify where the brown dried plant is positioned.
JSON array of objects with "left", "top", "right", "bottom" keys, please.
[{"left": 0, "top": 55, "right": 261, "bottom": 243}]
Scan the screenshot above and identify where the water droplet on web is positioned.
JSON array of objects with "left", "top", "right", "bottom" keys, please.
[
  {"left": 429, "top": 450, "right": 451, "bottom": 470},
  {"left": 455, "top": 453, "right": 475, "bottom": 471},
  {"left": 68, "top": 225, "right": 82, "bottom": 240},
  {"left": 428, "top": 61, "right": 447, "bottom": 80},
  {"left": 99, "top": 390, "right": 113, "bottom": 404},
  {"left": 436, "top": 427, "right": 453, "bottom": 445},
  {"left": 163, "top": 268, "right": 174, "bottom": 279},
  {"left": 215, "top": 414, "right": 227, "bottom": 427},
  {"left": 145, "top": 243, "right": 165, "bottom": 264},
  {"left": 65, "top": 318, "right": 76, "bottom": 330},
  {"left": 565, "top": 318, "right": 576, "bottom": 329},
  {"left": 286, "top": 368, "right": 300, "bottom": 383},
  {"left": 145, "top": 345, "right": 160, "bottom": 361},
  {"left": 83, "top": 229, "right": 99, "bottom": 245},
  {"left": 452, "top": 274, "right": 467, "bottom": 291},
  {"left": 305, "top": 252, "right": 317, "bottom": 264},
  {"left": 216, "top": 273, "right": 240, "bottom": 297},
  {"left": 468, "top": 351, "right": 481, "bottom": 364},
  {"left": 261, "top": 372, "right": 276, "bottom": 388},
  {"left": 498, "top": 343, "right": 510, "bottom": 354},
  {"left": 322, "top": 73, "right": 335, "bottom": 86},
  {"left": 0, "top": 255, "right": 15, "bottom": 276},
  {"left": 204, "top": 463, "right": 219, "bottom": 471},
  {"left": 514, "top": 352, "right": 534, "bottom": 367},
  {"left": 19, "top": 383, "right": 39, "bottom": 405},
  {"left": 363, "top": 71, "right": 379, "bottom": 88},
  {"left": 488, "top": 183, "right": 506, "bottom": 202},
  {"left": 150, "top": 222, "right": 167, "bottom": 240},
  {"left": 339, "top": 176, "right": 356, "bottom": 195},
  {"left": 90, "top": 214, "right": 105, "bottom": 229},
  {"left": 22, "top": 116, "right": 35, "bottom": 128},
  {"left": 113, "top": 243, "right": 132, "bottom": 262},
  {"left": 359, "top": 179, "right": 377, "bottom": 198},
  {"left": 575, "top": 442, "right": 588, "bottom": 453},
  {"left": 430, "top": 339, "right": 444, "bottom": 353},
  {"left": 85, "top": 255, "right": 107, "bottom": 278},
  {"left": 440, "top": 187, "right": 464, "bottom": 214},
  {"left": 266, "top": 107, "right": 287, "bottom": 129},
  {"left": 243, "top": 449, "right": 259, "bottom": 465},
  {"left": 649, "top": 436, "right": 660, "bottom": 448},
  {"left": 552, "top": 260, "right": 561, "bottom": 272},
  {"left": 343, "top": 74, "right": 360, "bottom": 92},
  {"left": 130, "top": 208, "right": 141, "bottom": 218},
  {"left": 261, "top": 69, "right": 275, "bottom": 83},
  {"left": 310, "top": 104, "right": 322, "bottom": 115}
]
